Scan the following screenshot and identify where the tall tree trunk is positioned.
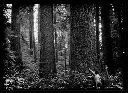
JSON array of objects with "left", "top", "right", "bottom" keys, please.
[
  {"left": 70, "top": 4, "right": 97, "bottom": 73},
  {"left": 40, "top": 5, "right": 56, "bottom": 77},
  {"left": 18, "top": 5, "right": 39, "bottom": 73},
  {"left": 11, "top": 4, "right": 23, "bottom": 68},
  {"left": 53, "top": 4, "right": 70, "bottom": 74},
  {"left": 101, "top": 3, "right": 114, "bottom": 74},
  {"left": 96, "top": 3, "right": 100, "bottom": 68}
]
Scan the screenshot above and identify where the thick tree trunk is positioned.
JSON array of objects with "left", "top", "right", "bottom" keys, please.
[
  {"left": 53, "top": 4, "right": 71, "bottom": 74},
  {"left": 40, "top": 5, "right": 56, "bottom": 77},
  {"left": 101, "top": 4, "right": 114, "bottom": 74},
  {"left": 18, "top": 6, "right": 39, "bottom": 73},
  {"left": 11, "top": 5, "right": 23, "bottom": 67},
  {"left": 70, "top": 4, "right": 97, "bottom": 73}
]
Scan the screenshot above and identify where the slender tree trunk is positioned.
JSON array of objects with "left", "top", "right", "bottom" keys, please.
[{"left": 96, "top": 4, "right": 100, "bottom": 67}]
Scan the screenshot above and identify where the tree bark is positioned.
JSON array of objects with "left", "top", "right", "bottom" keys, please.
[
  {"left": 101, "top": 3, "right": 114, "bottom": 74},
  {"left": 40, "top": 5, "right": 56, "bottom": 77}
]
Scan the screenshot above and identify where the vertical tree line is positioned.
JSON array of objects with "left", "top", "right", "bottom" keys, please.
[
  {"left": 3, "top": 3, "right": 127, "bottom": 80},
  {"left": 39, "top": 4, "right": 56, "bottom": 78}
]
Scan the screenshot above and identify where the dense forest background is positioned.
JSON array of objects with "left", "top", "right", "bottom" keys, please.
[{"left": 1, "top": 2, "right": 128, "bottom": 91}]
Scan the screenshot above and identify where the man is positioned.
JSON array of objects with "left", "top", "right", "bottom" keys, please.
[{"left": 89, "top": 68, "right": 102, "bottom": 89}]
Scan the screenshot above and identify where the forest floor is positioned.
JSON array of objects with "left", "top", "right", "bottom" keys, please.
[{"left": 4, "top": 66, "right": 123, "bottom": 91}]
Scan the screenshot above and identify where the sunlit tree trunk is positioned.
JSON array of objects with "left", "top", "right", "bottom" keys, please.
[{"left": 18, "top": 5, "right": 39, "bottom": 73}]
